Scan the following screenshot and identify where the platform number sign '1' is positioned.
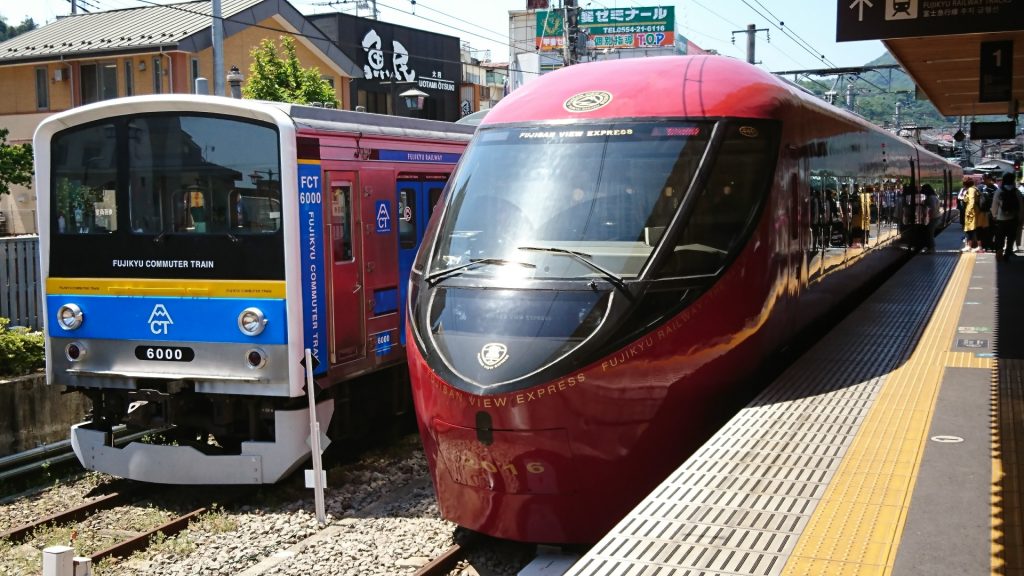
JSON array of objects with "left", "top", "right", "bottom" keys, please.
[
  {"left": 299, "top": 161, "right": 328, "bottom": 375},
  {"left": 979, "top": 40, "right": 1013, "bottom": 103}
]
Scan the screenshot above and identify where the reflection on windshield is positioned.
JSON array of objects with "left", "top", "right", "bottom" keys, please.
[
  {"left": 429, "top": 122, "right": 711, "bottom": 280},
  {"left": 51, "top": 115, "right": 281, "bottom": 236}
]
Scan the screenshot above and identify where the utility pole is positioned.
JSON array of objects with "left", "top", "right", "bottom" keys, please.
[
  {"left": 212, "top": 0, "right": 225, "bottom": 96},
  {"left": 563, "top": 0, "right": 582, "bottom": 65},
  {"left": 732, "top": 24, "right": 769, "bottom": 65}
]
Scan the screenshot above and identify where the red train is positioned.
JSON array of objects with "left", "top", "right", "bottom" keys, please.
[{"left": 406, "top": 56, "right": 960, "bottom": 542}]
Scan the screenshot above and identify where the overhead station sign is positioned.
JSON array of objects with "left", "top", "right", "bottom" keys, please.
[
  {"left": 836, "top": 0, "right": 1024, "bottom": 41},
  {"left": 536, "top": 6, "right": 675, "bottom": 51}
]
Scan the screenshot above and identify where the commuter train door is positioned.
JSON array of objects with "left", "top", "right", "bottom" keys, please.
[
  {"left": 397, "top": 177, "right": 447, "bottom": 345},
  {"left": 328, "top": 173, "right": 365, "bottom": 363}
]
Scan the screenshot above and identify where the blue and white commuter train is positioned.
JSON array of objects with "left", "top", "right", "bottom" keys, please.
[{"left": 34, "top": 94, "right": 472, "bottom": 483}]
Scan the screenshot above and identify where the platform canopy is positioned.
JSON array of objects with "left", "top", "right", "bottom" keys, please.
[{"left": 836, "top": 0, "right": 1023, "bottom": 117}]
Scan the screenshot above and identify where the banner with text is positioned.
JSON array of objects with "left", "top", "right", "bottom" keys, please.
[{"left": 535, "top": 6, "right": 675, "bottom": 51}]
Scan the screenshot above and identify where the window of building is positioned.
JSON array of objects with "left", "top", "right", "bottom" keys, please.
[
  {"left": 153, "top": 57, "right": 163, "bottom": 94},
  {"left": 80, "top": 63, "right": 118, "bottom": 104},
  {"left": 100, "top": 63, "right": 117, "bottom": 100},
  {"left": 356, "top": 89, "right": 390, "bottom": 114},
  {"left": 191, "top": 58, "right": 200, "bottom": 94},
  {"left": 35, "top": 67, "right": 49, "bottom": 110},
  {"left": 124, "top": 61, "right": 134, "bottom": 96},
  {"left": 80, "top": 64, "right": 98, "bottom": 104}
]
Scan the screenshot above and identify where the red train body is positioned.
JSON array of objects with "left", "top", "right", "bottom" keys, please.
[{"left": 406, "top": 57, "right": 959, "bottom": 542}]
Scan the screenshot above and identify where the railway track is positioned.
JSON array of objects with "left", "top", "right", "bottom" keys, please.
[
  {"left": 0, "top": 434, "right": 539, "bottom": 575},
  {"left": 0, "top": 481, "right": 250, "bottom": 574},
  {"left": 0, "top": 426, "right": 164, "bottom": 489}
]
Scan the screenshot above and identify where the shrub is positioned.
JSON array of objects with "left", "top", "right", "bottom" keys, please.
[{"left": 0, "top": 317, "right": 44, "bottom": 377}]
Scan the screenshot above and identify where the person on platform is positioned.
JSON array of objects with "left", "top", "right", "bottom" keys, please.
[
  {"left": 992, "top": 172, "right": 1020, "bottom": 262},
  {"left": 962, "top": 175, "right": 983, "bottom": 253},
  {"left": 921, "top": 184, "right": 939, "bottom": 253}
]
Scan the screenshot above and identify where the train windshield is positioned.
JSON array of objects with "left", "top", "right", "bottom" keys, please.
[
  {"left": 49, "top": 114, "right": 285, "bottom": 280},
  {"left": 51, "top": 114, "right": 281, "bottom": 237},
  {"left": 428, "top": 121, "right": 712, "bottom": 282}
]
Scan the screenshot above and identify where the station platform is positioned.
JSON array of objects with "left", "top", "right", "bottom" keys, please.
[{"left": 566, "top": 226, "right": 1023, "bottom": 576}]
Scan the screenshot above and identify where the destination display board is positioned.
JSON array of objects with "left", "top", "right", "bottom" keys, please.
[{"left": 836, "top": 0, "right": 1023, "bottom": 42}]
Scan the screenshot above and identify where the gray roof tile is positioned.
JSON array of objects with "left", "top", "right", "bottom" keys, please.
[{"left": 0, "top": 0, "right": 361, "bottom": 77}]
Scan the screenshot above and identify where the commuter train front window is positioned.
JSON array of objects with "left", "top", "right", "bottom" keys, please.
[
  {"left": 52, "top": 122, "right": 119, "bottom": 235},
  {"left": 428, "top": 122, "right": 712, "bottom": 281},
  {"left": 126, "top": 115, "right": 282, "bottom": 235}
]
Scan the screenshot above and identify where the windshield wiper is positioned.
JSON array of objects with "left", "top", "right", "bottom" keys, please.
[
  {"left": 152, "top": 230, "right": 168, "bottom": 245},
  {"left": 517, "top": 245, "right": 629, "bottom": 293},
  {"left": 425, "top": 257, "right": 536, "bottom": 285}
]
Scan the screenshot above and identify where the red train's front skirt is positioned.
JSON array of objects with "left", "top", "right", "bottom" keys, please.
[{"left": 426, "top": 418, "right": 601, "bottom": 543}]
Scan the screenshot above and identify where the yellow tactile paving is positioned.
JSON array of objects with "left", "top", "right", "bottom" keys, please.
[
  {"left": 994, "top": 357, "right": 1024, "bottom": 576},
  {"left": 782, "top": 253, "right": 992, "bottom": 576}
]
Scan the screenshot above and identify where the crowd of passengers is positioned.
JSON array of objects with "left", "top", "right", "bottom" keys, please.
[{"left": 959, "top": 172, "right": 1024, "bottom": 262}]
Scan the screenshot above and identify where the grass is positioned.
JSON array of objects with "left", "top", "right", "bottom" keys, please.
[{"left": 193, "top": 503, "right": 238, "bottom": 533}]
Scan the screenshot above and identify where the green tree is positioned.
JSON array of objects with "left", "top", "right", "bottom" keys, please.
[
  {"left": 0, "top": 16, "right": 37, "bottom": 42},
  {"left": 0, "top": 128, "right": 33, "bottom": 196},
  {"left": 242, "top": 36, "right": 337, "bottom": 107}
]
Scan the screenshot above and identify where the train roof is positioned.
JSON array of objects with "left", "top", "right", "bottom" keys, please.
[
  {"left": 34, "top": 94, "right": 475, "bottom": 145},
  {"left": 485, "top": 55, "right": 955, "bottom": 166},
  {"left": 272, "top": 102, "right": 476, "bottom": 142},
  {"left": 484, "top": 56, "right": 799, "bottom": 125}
]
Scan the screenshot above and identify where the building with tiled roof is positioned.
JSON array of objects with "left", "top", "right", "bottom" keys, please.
[{"left": 0, "top": 0, "right": 361, "bottom": 234}]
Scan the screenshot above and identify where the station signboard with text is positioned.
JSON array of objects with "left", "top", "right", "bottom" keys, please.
[{"left": 837, "top": 0, "right": 1023, "bottom": 41}]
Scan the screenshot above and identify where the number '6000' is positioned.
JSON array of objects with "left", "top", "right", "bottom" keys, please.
[{"left": 147, "top": 347, "right": 183, "bottom": 360}]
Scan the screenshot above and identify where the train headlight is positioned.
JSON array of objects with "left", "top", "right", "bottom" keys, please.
[
  {"left": 245, "top": 348, "right": 267, "bottom": 369},
  {"left": 237, "top": 307, "right": 267, "bottom": 336},
  {"left": 65, "top": 341, "right": 87, "bottom": 362},
  {"left": 57, "top": 303, "right": 84, "bottom": 330}
]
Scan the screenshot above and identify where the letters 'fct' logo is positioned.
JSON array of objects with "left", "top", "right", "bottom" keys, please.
[{"left": 147, "top": 304, "right": 174, "bottom": 335}]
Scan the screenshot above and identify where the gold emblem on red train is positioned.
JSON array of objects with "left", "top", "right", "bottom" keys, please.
[
  {"left": 478, "top": 343, "right": 509, "bottom": 369},
  {"left": 563, "top": 91, "right": 613, "bottom": 113}
]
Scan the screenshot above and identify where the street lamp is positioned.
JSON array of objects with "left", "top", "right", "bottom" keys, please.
[{"left": 399, "top": 88, "right": 429, "bottom": 111}]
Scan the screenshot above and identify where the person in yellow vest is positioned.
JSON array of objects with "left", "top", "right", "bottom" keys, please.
[
  {"left": 859, "top": 185, "right": 873, "bottom": 246},
  {"left": 962, "top": 175, "right": 985, "bottom": 253}
]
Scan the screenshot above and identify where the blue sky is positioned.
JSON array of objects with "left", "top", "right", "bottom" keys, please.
[{"left": 2, "top": 0, "right": 886, "bottom": 72}]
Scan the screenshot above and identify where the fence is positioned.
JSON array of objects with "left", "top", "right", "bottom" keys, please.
[{"left": 0, "top": 236, "right": 41, "bottom": 330}]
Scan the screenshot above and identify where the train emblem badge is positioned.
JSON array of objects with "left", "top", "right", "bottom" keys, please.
[
  {"left": 147, "top": 304, "right": 174, "bottom": 335},
  {"left": 563, "top": 91, "right": 613, "bottom": 113},
  {"left": 477, "top": 343, "right": 509, "bottom": 369}
]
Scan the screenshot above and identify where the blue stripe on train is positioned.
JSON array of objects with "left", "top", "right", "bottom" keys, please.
[{"left": 45, "top": 295, "right": 288, "bottom": 344}]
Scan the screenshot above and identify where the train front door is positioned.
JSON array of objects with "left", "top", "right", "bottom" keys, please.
[
  {"left": 328, "top": 173, "right": 365, "bottom": 364},
  {"left": 397, "top": 177, "right": 447, "bottom": 345}
]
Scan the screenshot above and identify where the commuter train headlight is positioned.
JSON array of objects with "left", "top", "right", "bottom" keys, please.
[
  {"left": 245, "top": 348, "right": 267, "bottom": 369},
  {"left": 57, "top": 303, "right": 84, "bottom": 330},
  {"left": 237, "top": 307, "right": 267, "bottom": 336},
  {"left": 65, "top": 341, "right": 87, "bottom": 362}
]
